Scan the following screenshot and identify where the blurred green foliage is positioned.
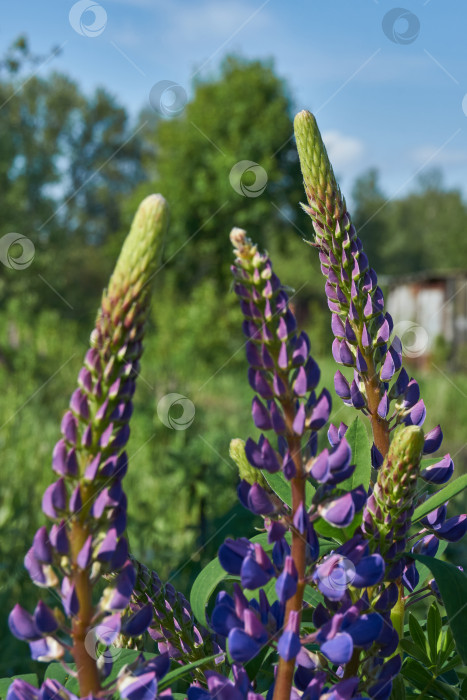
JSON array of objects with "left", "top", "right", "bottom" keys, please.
[{"left": 1, "top": 38, "right": 467, "bottom": 675}]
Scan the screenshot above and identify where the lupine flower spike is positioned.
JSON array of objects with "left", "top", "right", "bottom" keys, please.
[{"left": 8, "top": 195, "right": 169, "bottom": 698}]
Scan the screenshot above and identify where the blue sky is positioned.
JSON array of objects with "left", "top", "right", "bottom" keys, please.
[{"left": 3, "top": 0, "right": 467, "bottom": 200}]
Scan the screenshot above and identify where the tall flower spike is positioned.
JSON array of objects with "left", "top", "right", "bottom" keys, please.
[
  {"left": 293, "top": 110, "right": 440, "bottom": 461},
  {"left": 10, "top": 195, "right": 168, "bottom": 698}
]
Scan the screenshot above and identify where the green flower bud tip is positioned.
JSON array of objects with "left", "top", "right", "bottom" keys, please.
[
  {"left": 293, "top": 110, "right": 343, "bottom": 220},
  {"left": 229, "top": 438, "right": 268, "bottom": 489},
  {"left": 386, "top": 424, "right": 425, "bottom": 473},
  {"left": 108, "top": 194, "right": 169, "bottom": 301}
]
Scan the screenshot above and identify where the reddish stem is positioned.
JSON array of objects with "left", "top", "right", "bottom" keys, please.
[
  {"left": 273, "top": 401, "right": 306, "bottom": 700},
  {"left": 70, "top": 519, "right": 101, "bottom": 696}
]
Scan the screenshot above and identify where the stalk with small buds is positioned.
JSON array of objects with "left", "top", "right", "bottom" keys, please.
[{"left": 9, "top": 195, "right": 169, "bottom": 698}]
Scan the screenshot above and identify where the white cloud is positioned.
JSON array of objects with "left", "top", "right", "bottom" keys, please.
[
  {"left": 411, "top": 145, "right": 467, "bottom": 167},
  {"left": 322, "top": 130, "right": 365, "bottom": 173}
]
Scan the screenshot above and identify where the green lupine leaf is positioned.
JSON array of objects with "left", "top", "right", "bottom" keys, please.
[
  {"left": 427, "top": 603, "right": 442, "bottom": 664},
  {"left": 262, "top": 470, "right": 315, "bottom": 507},
  {"left": 401, "top": 658, "right": 459, "bottom": 699},
  {"left": 190, "top": 556, "right": 228, "bottom": 626},
  {"left": 409, "top": 613, "right": 429, "bottom": 656},
  {"left": 0, "top": 675, "right": 38, "bottom": 698},
  {"left": 413, "top": 474, "right": 467, "bottom": 523},
  {"left": 158, "top": 655, "right": 222, "bottom": 691},
  {"left": 389, "top": 674, "right": 406, "bottom": 699},
  {"left": 338, "top": 417, "right": 371, "bottom": 492},
  {"left": 400, "top": 639, "right": 431, "bottom": 666},
  {"left": 411, "top": 554, "right": 467, "bottom": 664}
]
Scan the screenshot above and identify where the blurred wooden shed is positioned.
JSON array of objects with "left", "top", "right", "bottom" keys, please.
[{"left": 384, "top": 271, "right": 467, "bottom": 367}]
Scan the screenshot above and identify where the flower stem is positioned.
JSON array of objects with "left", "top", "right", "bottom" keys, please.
[
  {"left": 273, "top": 411, "right": 306, "bottom": 700},
  {"left": 70, "top": 520, "right": 101, "bottom": 696},
  {"left": 363, "top": 352, "right": 389, "bottom": 458}
]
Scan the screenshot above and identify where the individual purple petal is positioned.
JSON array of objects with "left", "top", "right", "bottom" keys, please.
[
  {"left": 282, "top": 450, "right": 296, "bottom": 480},
  {"left": 271, "top": 369, "right": 287, "bottom": 397},
  {"left": 423, "top": 425, "right": 443, "bottom": 454},
  {"left": 334, "top": 371, "right": 351, "bottom": 400},
  {"left": 228, "top": 628, "right": 261, "bottom": 663},
  {"left": 42, "top": 478, "right": 67, "bottom": 519},
  {"left": 69, "top": 485, "right": 82, "bottom": 514},
  {"left": 249, "top": 369, "right": 273, "bottom": 399},
  {"left": 353, "top": 554, "right": 385, "bottom": 587},
  {"left": 361, "top": 323, "right": 371, "bottom": 348},
  {"left": 355, "top": 348, "right": 368, "bottom": 373},
  {"left": 49, "top": 521, "right": 68, "bottom": 555},
  {"left": 96, "top": 613, "right": 121, "bottom": 645},
  {"left": 119, "top": 672, "right": 157, "bottom": 700},
  {"left": 293, "top": 502, "right": 309, "bottom": 534},
  {"left": 376, "top": 318, "right": 390, "bottom": 344},
  {"left": 277, "top": 629, "right": 301, "bottom": 662},
  {"left": 402, "top": 378, "right": 419, "bottom": 407},
  {"left": 308, "top": 389, "right": 332, "bottom": 430},
  {"left": 52, "top": 440, "right": 68, "bottom": 476},
  {"left": 350, "top": 380, "right": 365, "bottom": 410},
  {"left": 345, "top": 319, "right": 357, "bottom": 344},
  {"left": 339, "top": 341, "right": 354, "bottom": 366},
  {"left": 245, "top": 436, "right": 280, "bottom": 473},
  {"left": 321, "top": 632, "right": 353, "bottom": 665},
  {"left": 109, "top": 562, "right": 135, "bottom": 610},
  {"left": 377, "top": 392, "right": 389, "bottom": 419},
  {"left": 246, "top": 342, "right": 262, "bottom": 368},
  {"left": 420, "top": 454, "right": 453, "bottom": 484},
  {"left": 331, "top": 314, "right": 345, "bottom": 339},
  {"left": 293, "top": 366, "right": 308, "bottom": 397},
  {"left": 321, "top": 493, "right": 355, "bottom": 528},
  {"left": 251, "top": 397, "right": 272, "bottom": 431},
  {"left": 247, "top": 483, "right": 275, "bottom": 515},
  {"left": 97, "top": 527, "right": 118, "bottom": 562},
  {"left": 8, "top": 605, "right": 40, "bottom": 641},
  {"left": 434, "top": 514, "right": 467, "bottom": 542},
  {"left": 77, "top": 535, "right": 93, "bottom": 569},
  {"left": 380, "top": 351, "right": 395, "bottom": 382},
  {"left": 421, "top": 505, "right": 447, "bottom": 530},
  {"left": 310, "top": 450, "right": 330, "bottom": 482},
  {"left": 406, "top": 399, "right": 426, "bottom": 427},
  {"left": 243, "top": 608, "right": 268, "bottom": 644},
  {"left": 293, "top": 403, "right": 306, "bottom": 436},
  {"left": 276, "top": 556, "right": 298, "bottom": 604},
  {"left": 32, "top": 527, "right": 52, "bottom": 564},
  {"left": 344, "top": 614, "right": 383, "bottom": 647},
  {"left": 371, "top": 443, "right": 384, "bottom": 468},
  {"left": 61, "top": 577, "right": 79, "bottom": 617},
  {"left": 218, "top": 538, "right": 251, "bottom": 575},
  {"left": 61, "top": 411, "right": 77, "bottom": 444},
  {"left": 241, "top": 556, "right": 271, "bottom": 590},
  {"left": 34, "top": 601, "right": 58, "bottom": 635},
  {"left": 278, "top": 343, "right": 288, "bottom": 370},
  {"left": 412, "top": 534, "right": 439, "bottom": 558},
  {"left": 70, "top": 389, "right": 89, "bottom": 421},
  {"left": 270, "top": 401, "right": 286, "bottom": 433}
]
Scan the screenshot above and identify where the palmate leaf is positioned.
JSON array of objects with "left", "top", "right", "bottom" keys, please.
[{"left": 411, "top": 553, "right": 467, "bottom": 664}]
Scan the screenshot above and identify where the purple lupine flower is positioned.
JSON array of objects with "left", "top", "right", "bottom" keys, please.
[
  {"left": 293, "top": 110, "right": 448, "bottom": 476},
  {"left": 9, "top": 196, "right": 169, "bottom": 697}
]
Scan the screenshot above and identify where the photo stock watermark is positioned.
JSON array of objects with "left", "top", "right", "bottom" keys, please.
[
  {"left": 0, "top": 233, "right": 35, "bottom": 270},
  {"left": 149, "top": 81, "right": 187, "bottom": 118},
  {"left": 393, "top": 320, "right": 429, "bottom": 358},
  {"left": 229, "top": 160, "right": 268, "bottom": 198},
  {"left": 157, "top": 393, "right": 195, "bottom": 430},
  {"left": 69, "top": 0, "right": 108, "bottom": 38},
  {"left": 382, "top": 8, "right": 420, "bottom": 45},
  {"left": 316, "top": 555, "right": 356, "bottom": 595}
]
